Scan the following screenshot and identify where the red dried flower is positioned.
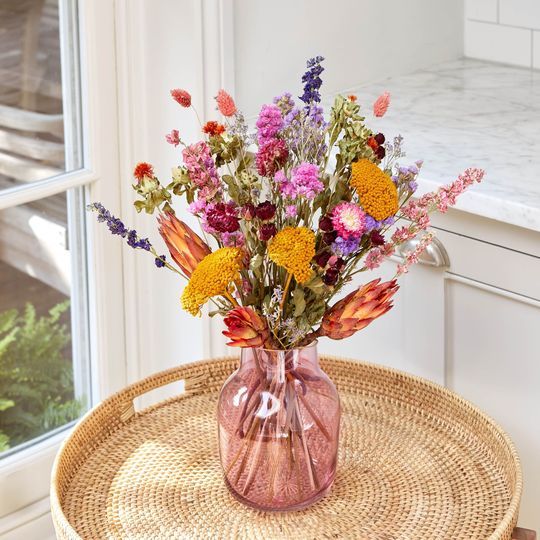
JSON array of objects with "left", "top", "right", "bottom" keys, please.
[
  {"left": 241, "top": 203, "right": 256, "bottom": 221},
  {"left": 133, "top": 162, "right": 154, "bottom": 182},
  {"left": 206, "top": 203, "right": 240, "bottom": 233},
  {"left": 348, "top": 95, "right": 358, "bottom": 102},
  {"left": 259, "top": 223, "right": 277, "bottom": 241},
  {"left": 216, "top": 89, "right": 237, "bottom": 117},
  {"left": 314, "top": 250, "right": 331, "bottom": 268},
  {"left": 318, "top": 215, "right": 333, "bottom": 232},
  {"left": 255, "top": 201, "right": 276, "bottom": 221},
  {"left": 171, "top": 88, "right": 191, "bottom": 107},
  {"left": 203, "top": 121, "right": 226, "bottom": 136},
  {"left": 370, "top": 230, "right": 385, "bottom": 246},
  {"left": 256, "top": 139, "right": 289, "bottom": 177}
]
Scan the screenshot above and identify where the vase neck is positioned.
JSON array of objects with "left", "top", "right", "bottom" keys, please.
[{"left": 239, "top": 345, "right": 319, "bottom": 379}]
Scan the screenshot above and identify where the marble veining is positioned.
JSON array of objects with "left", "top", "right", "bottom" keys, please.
[{"left": 328, "top": 58, "right": 540, "bottom": 233}]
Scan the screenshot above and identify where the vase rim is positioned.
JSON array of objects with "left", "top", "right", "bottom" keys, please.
[{"left": 249, "top": 339, "right": 318, "bottom": 353}]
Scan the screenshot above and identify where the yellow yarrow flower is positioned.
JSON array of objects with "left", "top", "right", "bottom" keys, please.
[
  {"left": 181, "top": 247, "right": 243, "bottom": 316},
  {"left": 268, "top": 227, "right": 315, "bottom": 284},
  {"left": 350, "top": 159, "right": 398, "bottom": 221}
]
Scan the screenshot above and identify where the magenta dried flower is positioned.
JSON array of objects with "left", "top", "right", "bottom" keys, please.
[
  {"left": 255, "top": 201, "right": 276, "bottom": 220},
  {"left": 206, "top": 202, "right": 240, "bottom": 233},
  {"left": 259, "top": 223, "right": 277, "bottom": 241},
  {"left": 256, "top": 104, "right": 284, "bottom": 145}
]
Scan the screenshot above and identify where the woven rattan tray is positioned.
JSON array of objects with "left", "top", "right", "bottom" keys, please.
[{"left": 51, "top": 356, "right": 522, "bottom": 539}]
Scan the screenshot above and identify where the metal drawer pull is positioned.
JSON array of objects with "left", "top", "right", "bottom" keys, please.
[{"left": 397, "top": 236, "right": 450, "bottom": 268}]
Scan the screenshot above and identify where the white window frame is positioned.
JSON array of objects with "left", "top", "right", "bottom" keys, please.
[{"left": 0, "top": 0, "right": 128, "bottom": 536}]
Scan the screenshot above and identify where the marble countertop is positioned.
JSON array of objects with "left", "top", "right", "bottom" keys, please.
[{"left": 330, "top": 58, "right": 540, "bottom": 233}]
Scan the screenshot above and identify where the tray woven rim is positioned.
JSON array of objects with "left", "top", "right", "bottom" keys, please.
[{"left": 50, "top": 355, "right": 523, "bottom": 539}]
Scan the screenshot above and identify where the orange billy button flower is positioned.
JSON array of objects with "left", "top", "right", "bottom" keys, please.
[
  {"left": 158, "top": 213, "right": 211, "bottom": 277},
  {"left": 181, "top": 247, "right": 244, "bottom": 316},
  {"left": 223, "top": 307, "right": 270, "bottom": 348},
  {"left": 267, "top": 226, "right": 315, "bottom": 284},
  {"left": 319, "top": 278, "right": 398, "bottom": 339},
  {"left": 350, "top": 159, "right": 398, "bottom": 221}
]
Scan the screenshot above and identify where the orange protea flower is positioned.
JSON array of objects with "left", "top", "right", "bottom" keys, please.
[
  {"left": 319, "top": 278, "right": 398, "bottom": 339},
  {"left": 216, "top": 89, "right": 237, "bottom": 117},
  {"left": 203, "top": 120, "right": 226, "bottom": 136},
  {"left": 350, "top": 159, "right": 398, "bottom": 221},
  {"left": 223, "top": 307, "right": 270, "bottom": 348},
  {"left": 268, "top": 226, "right": 315, "bottom": 284},
  {"left": 181, "top": 247, "right": 243, "bottom": 315},
  {"left": 158, "top": 213, "right": 210, "bottom": 277},
  {"left": 133, "top": 162, "right": 154, "bottom": 182}
]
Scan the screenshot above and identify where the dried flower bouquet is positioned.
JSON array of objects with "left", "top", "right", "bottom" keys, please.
[{"left": 89, "top": 56, "right": 484, "bottom": 510}]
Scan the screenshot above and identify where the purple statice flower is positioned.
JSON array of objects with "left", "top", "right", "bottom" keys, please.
[
  {"left": 221, "top": 231, "right": 245, "bottom": 247},
  {"left": 392, "top": 160, "right": 423, "bottom": 193},
  {"left": 182, "top": 141, "right": 221, "bottom": 201},
  {"left": 282, "top": 105, "right": 327, "bottom": 165},
  {"left": 87, "top": 203, "right": 151, "bottom": 251},
  {"left": 154, "top": 255, "right": 166, "bottom": 268},
  {"left": 364, "top": 215, "right": 395, "bottom": 232},
  {"left": 273, "top": 92, "right": 295, "bottom": 116},
  {"left": 256, "top": 104, "right": 283, "bottom": 145},
  {"left": 299, "top": 56, "right": 325, "bottom": 106},
  {"left": 331, "top": 236, "right": 360, "bottom": 257}
]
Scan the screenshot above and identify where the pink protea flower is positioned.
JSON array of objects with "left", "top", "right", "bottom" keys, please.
[
  {"left": 373, "top": 91, "right": 390, "bottom": 117},
  {"left": 216, "top": 89, "right": 237, "bottom": 117},
  {"left": 256, "top": 139, "right": 289, "bottom": 177},
  {"left": 165, "top": 129, "right": 180, "bottom": 147},
  {"left": 331, "top": 202, "right": 366, "bottom": 239},
  {"left": 256, "top": 104, "right": 283, "bottom": 145},
  {"left": 171, "top": 88, "right": 191, "bottom": 107}
]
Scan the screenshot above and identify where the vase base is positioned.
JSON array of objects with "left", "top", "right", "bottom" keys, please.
[{"left": 224, "top": 476, "right": 335, "bottom": 513}]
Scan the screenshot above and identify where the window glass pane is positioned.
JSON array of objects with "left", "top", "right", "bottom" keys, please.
[
  {"left": 0, "top": 190, "right": 89, "bottom": 456},
  {"left": 0, "top": 0, "right": 81, "bottom": 189}
]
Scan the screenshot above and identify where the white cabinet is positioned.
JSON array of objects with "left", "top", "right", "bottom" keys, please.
[{"left": 321, "top": 209, "right": 540, "bottom": 531}]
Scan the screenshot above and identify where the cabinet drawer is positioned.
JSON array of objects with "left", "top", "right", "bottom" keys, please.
[{"left": 435, "top": 229, "right": 540, "bottom": 301}]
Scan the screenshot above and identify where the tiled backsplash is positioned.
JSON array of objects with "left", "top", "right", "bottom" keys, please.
[{"left": 465, "top": 0, "right": 540, "bottom": 69}]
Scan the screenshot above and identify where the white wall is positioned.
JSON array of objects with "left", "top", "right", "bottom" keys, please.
[
  {"left": 465, "top": 0, "right": 540, "bottom": 68},
  {"left": 233, "top": 0, "right": 464, "bottom": 118}
]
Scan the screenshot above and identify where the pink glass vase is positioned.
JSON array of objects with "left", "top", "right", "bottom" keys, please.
[{"left": 217, "top": 342, "right": 341, "bottom": 512}]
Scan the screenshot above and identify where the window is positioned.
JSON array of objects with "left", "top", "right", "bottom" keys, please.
[
  {"left": 0, "top": 0, "right": 89, "bottom": 458},
  {"left": 0, "top": 0, "right": 124, "bottom": 531}
]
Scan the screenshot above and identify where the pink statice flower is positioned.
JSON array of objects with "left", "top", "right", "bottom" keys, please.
[
  {"left": 171, "top": 89, "right": 191, "bottom": 107},
  {"left": 221, "top": 231, "right": 245, "bottom": 247},
  {"left": 187, "top": 198, "right": 207, "bottom": 215},
  {"left": 364, "top": 243, "right": 395, "bottom": 270},
  {"left": 182, "top": 141, "right": 221, "bottom": 200},
  {"left": 331, "top": 202, "right": 366, "bottom": 239},
  {"left": 373, "top": 91, "right": 390, "bottom": 117},
  {"left": 364, "top": 248, "right": 384, "bottom": 270},
  {"left": 165, "top": 129, "right": 180, "bottom": 147},
  {"left": 256, "top": 104, "right": 283, "bottom": 145},
  {"left": 285, "top": 205, "right": 297, "bottom": 218},
  {"left": 291, "top": 162, "right": 323, "bottom": 199},
  {"left": 256, "top": 139, "right": 288, "bottom": 177},
  {"left": 396, "top": 232, "right": 434, "bottom": 275},
  {"left": 277, "top": 163, "right": 323, "bottom": 199},
  {"left": 216, "top": 89, "right": 237, "bottom": 117}
]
